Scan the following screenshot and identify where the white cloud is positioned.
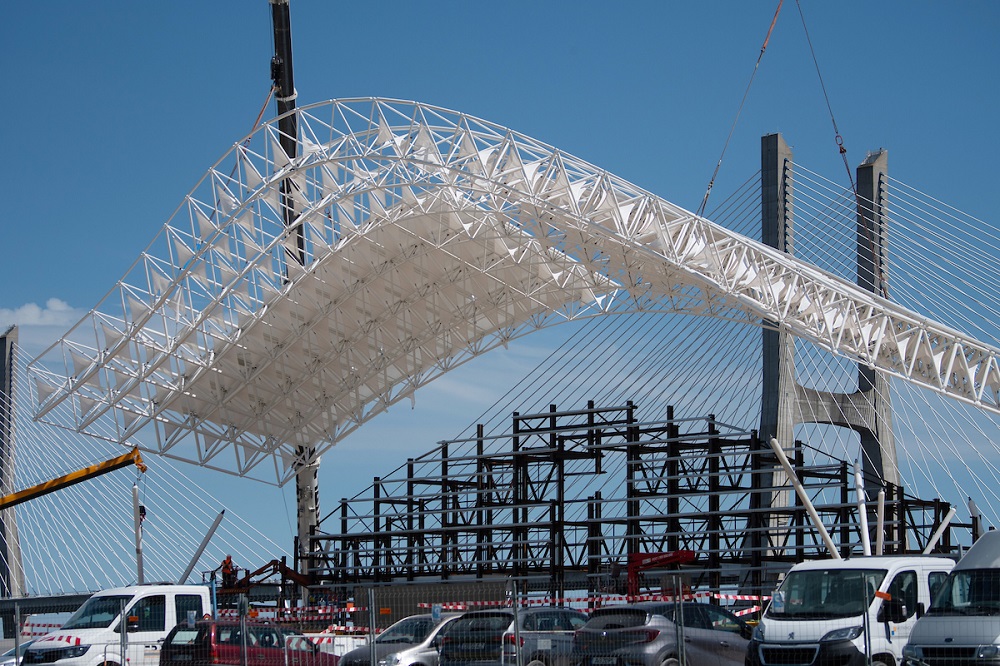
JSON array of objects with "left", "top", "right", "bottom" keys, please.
[
  {"left": 0, "top": 298, "right": 80, "bottom": 328},
  {"left": 0, "top": 299, "right": 84, "bottom": 359}
]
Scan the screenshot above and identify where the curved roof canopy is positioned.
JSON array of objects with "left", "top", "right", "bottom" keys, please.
[{"left": 28, "top": 99, "right": 1000, "bottom": 485}]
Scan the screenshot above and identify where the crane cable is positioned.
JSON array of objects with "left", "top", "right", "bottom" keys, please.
[
  {"left": 794, "top": 0, "right": 889, "bottom": 299},
  {"left": 212, "top": 86, "right": 276, "bottom": 226},
  {"left": 794, "top": 0, "right": 853, "bottom": 193},
  {"left": 697, "top": 0, "right": 784, "bottom": 218}
]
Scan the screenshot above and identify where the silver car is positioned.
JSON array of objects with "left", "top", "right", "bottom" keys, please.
[
  {"left": 571, "top": 602, "right": 751, "bottom": 666},
  {"left": 340, "top": 614, "right": 461, "bottom": 666},
  {"left": 437, "top": 607, "right": 588, "bottom": 666}
]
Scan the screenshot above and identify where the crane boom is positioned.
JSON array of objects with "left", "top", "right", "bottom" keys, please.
[
  {"left": 626, "top": 550, "right": 697, "bottom": 597},
  {"left": 0, "top": 447, "right": 147, "bottom": 511}
]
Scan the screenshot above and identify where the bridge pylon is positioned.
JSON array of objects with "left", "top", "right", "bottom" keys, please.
[
  {"left": 759, "top": 135, "right": 899, "bottom": 559},
  {"left": 0, "top": 326, "right": 27, "bottom": 598}
]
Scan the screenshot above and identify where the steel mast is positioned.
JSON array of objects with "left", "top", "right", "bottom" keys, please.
[{"left": 269, "top": 0, "right": 319, "bottom": 591}]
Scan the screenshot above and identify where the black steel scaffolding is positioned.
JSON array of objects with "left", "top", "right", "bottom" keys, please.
[{"left": 310, "top": 402, "right": 965, "bottom": 599}]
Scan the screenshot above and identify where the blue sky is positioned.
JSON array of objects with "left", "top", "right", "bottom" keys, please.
[{"left": 2, "top": 2, "right": 999, "bottom": 550}]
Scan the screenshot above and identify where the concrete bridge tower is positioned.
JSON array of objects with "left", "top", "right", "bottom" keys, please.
[
  {"left": 0, "top": 326, "right": 26, "bottom": 597},
  {"left": 759, "top": 136, "right": 898, "bottom": 554}
]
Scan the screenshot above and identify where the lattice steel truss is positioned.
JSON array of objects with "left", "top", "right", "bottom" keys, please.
[
  {"left": 26, "top": 99, "right": 1000, "bottom": 484},
  {"left": 312, "top": 402, "right": 963, "bottom": 597}
]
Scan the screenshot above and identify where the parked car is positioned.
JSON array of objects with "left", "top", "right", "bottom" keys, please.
[
  {"left": 25, "top": 584, "right": 210, "bottom": 666},
  {"left": 159, "top": 620, "right": 339, "bottom": 666},
  {"left": 904, "top": 530, "right": 1000, "bottom": 666},
  {"left": 339, "top": 613, "right": 461, "bottom": 666},
  {"left": 437, "top": 607, "right": 588, "bottom": 666},
  {"left": 571, "top": 602, "right": 751, "bottom": 666},
  {"left": 748, "top": 555, "right": 954, "bottom": 666}
]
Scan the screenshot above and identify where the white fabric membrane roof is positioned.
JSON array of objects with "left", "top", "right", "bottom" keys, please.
[{"left": 27, "top": 99, "right": 1000, "bottom": 485}]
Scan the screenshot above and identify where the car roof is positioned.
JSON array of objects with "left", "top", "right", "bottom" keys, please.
[
  {"left": 788, "top": 555, "right": 954, "bottom": 571},
  {"left": 389, "top": 612, "right": 463, "bottom": 622},
  {"left": 955, "top": 531, "right": 1000, "bottom": 570},
  {"left": 186, "top": 620, "right": 282, "bottom": 628},
  {"left": 591, "top": 601, "right": 694, "bottom": 611},
  {"left": 457, "top": 607, "right": 583, "bottom": 617}
]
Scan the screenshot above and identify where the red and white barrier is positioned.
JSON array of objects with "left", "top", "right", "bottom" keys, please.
[{"left": 20, "top": 622, "right": 62, "bottom": 639}]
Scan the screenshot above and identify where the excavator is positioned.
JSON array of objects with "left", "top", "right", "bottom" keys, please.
[{"left": 0, "top": 446, "right": 147, "bottom": 510}]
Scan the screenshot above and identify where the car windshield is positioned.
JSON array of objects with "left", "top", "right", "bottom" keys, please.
[
  {"left": 63, "top": 595, "right": 133, "bottom": 630},
  {"left": 376, "top": 617, "right": 437, "bottom": 644},
  {"left": 766, "top": 569, "right": 886, "bottom": 619},
  {"left": 927, "top": 569, "right": 1000, "bottom": 616}
]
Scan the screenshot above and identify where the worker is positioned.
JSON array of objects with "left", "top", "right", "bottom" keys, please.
[{"left": 221, "top": 554, "right": 237, "bottom": 588}]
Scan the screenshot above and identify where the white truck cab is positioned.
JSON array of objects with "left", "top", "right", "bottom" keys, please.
[
  {"left": 904, "top": 531, "right": 1000, "bottom": 666},
  {"left": 23, "top": 584, "right": 211, "bottom": 666},
  {"left": 747, "top": 555, "right": 955, "bottom": 666}
]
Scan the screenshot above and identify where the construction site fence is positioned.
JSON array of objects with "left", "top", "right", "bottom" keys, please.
[{"left": 12, "top": 578, "right": 768, "bottom": 660}]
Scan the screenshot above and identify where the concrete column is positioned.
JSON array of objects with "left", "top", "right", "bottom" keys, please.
[
  {"left": 760, "top": 133, "right": 796, "bottom": 446},
  {"left": 758, "top": 133, "right": 796, "bottom": 559},
  {"left": 856, "top": 151, "right": 899, "bottom": 491},
  {"left": 0, "top": 326, "right": 26, "bottom": 599}
]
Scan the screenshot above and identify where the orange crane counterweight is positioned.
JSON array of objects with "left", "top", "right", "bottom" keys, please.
[{"left": 0, "top": 447, "right": 147, "bottom": 511}]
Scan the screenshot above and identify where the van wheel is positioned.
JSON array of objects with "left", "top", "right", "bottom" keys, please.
[
  {"left": 871, "top": 660, "right": 892, "bottom": 666},
  {"left": 660, "top": 659, "right": 679, "bottom": 666},
  {"left": 526, "top": 659, "right": 547, "bottom": 666}
]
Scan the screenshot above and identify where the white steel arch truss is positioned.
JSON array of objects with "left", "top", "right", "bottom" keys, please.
[{"left": 27, "top": 98, "right": 1000, "bottom": 485}]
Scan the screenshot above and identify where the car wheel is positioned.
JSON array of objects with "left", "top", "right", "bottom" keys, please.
[
  {"left": 526, "top": 659, "right": 547, "bottom": 666},
  {"left": 659, "top": 659, "right": 679, "bottom": 666},
  {"left": 871, "top": 660, "right": 892, "bottom": 666}
]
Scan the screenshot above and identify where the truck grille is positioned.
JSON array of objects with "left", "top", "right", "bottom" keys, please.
[
  {"left": 759, "top": 645, "right": 819, "bottom": 665},
  {"left": 920, "top": 646, "right": 981, "bottom": 666}
]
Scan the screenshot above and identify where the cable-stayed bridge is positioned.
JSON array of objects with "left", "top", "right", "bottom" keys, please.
[{"left": 0, "top": 100, "right": 998, "bottom": 604}]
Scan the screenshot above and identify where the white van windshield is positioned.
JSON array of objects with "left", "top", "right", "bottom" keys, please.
[
  {"left": 927, "top": 569, "right": 1000, "bottom": 616},
  {"left": 767, "top": 569, "right": 886, "bottom": 619},
  {"left": 63, "top": 595, "right": 133, "bottom": 630}
]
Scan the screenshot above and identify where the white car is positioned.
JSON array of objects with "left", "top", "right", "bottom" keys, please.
[{"left": 339, "top": 613, "right": 461, "bottom": 666}]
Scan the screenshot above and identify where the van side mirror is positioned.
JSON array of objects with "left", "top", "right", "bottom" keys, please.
[{"left": 877, "top": 599, "right": 907, "bottom": 624}]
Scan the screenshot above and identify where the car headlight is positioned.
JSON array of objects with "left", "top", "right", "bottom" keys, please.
[
  {"left": 377, "top": 654, "right": 401, "bottom": 666},
  {"left": 903, "top": 645, "right": 921, "bottom": 659},
  {"left": 978, "top": 645, "right": 1000, "bottom": 659},
  {"left": 60, "top": 646, "right": 91, "bottom": 659},
  {"left": 821, "top": 626, "right": 863, "bottom": 642}
]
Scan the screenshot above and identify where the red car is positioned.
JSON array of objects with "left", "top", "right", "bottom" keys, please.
[{"left": 160, "top": 621, "right": 339, "bottom": 666}]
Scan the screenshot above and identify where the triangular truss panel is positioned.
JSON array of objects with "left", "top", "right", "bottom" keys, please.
[{"left": 26, "top": 99, "right": 1000, "bottom": 485}]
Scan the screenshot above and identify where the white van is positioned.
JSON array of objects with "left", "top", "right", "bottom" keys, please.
[
  {"left": 747, "top": 555, "right": 955, "bottom": 666},
  {"left": 903, "top": 531, "right": 1000, "bottom": 666},
  {"left": 23, "top": 584, "right": 211, "bottom": 666}
]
